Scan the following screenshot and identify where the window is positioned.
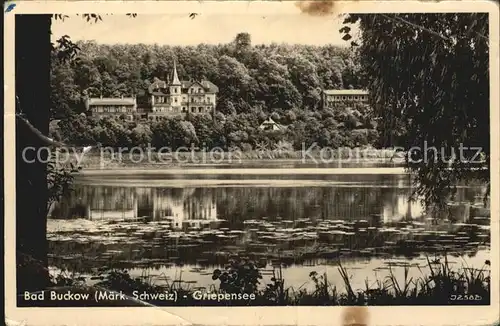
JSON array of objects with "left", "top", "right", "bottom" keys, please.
[
  {"left": 182, "top": 107, "right": 186, "bottom": 112},
  {"left": 354, "top": 96, "right": 358, "bottom": 100},
  {"left": 191, "top": 107, "right": 195, "bottom": 113},
  {"left": 342, "top": 96, "right": 346, "bottom": 100},
  {"left": 174, "top": 88, "right": 177, "bottom": 93},
  {"left": 174, "top": 98, "right": 178, "bottom": 103},
  {"left": 348, "top": 96, "right": 353, "bottom": 100},
  {"left": 199, "top": 107, "right": 203, "bottom": 112}
]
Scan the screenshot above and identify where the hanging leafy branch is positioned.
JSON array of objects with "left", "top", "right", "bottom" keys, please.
[
  {"left": 340, "top": 13, "right": 490, "bottom": 212},
  {"left": 51, "top": 13, "right": 137, "bottom": 62}
]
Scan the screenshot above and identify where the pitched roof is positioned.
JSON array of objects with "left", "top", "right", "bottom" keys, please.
[
  {"left": 323, "top": 89, "right": 369, "bottom": 95},
  {"left": 88, "top": 97, "right": 136, "bottom": 106},
  {"left": 181, "top": 80, "right": 219, "bottom": 93},
  {"left": 259, "top": 117, "right": 285, "bottom": 131},
  {"left": 148, "top": 77, "right": 219, "bottom": 94},
  {"left": 148, "top": 77, "right": 168, "bottom": 92},
  {"left": 171, "top": 61, "right": 181, "bottom": 85},
  {"left": 261, "top": 117, "right": 276, "bottom": 125}
]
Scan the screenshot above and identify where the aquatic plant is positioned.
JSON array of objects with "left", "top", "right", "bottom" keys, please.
[
  {"left": 212, "top": 257, "right": 262, "bottom": 294},
  {"left": 34, "top": 254, "right": 491, "bottom": 307}
]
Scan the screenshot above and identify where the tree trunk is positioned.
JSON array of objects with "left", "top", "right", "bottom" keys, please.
[{"left": 16, "top": 14, "right": 52, "bottom": 294}]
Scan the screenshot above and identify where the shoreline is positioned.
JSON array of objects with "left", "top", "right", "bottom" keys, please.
[
  {"left": 65, "top": 149, "right": 405, "bottom": 170},
  {"left": 75, "top": 167, "right": 408, "bottom": 176}
]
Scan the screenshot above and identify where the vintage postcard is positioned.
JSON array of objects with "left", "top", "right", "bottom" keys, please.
[{"left": 4, "top": 1, "right": 499, "bottom": 325}]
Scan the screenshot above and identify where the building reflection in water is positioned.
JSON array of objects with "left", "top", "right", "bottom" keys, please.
[
  {"left": 49, "top": 179, "right": 482, "bottom": 227},
  {"left": 50, "top": 187, "right": 218, "bottom": 229}
]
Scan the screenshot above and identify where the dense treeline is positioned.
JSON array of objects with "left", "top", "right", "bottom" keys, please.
[
  {"left": 51, "top": 33, "right": 380, "bottom": 150},
  {"left": 52, "top": 107, "right": 379, "bottom": 151}
]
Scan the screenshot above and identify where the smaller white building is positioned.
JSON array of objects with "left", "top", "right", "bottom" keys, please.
[
  {"left": 323, "top": 89, "right": 369, "bottom": 109},
  {"left": 85, "top": 96, "right": 137, "bottom": 121},
  {"left": 259, "top": 117, "right": 284, "bottom": 131}
]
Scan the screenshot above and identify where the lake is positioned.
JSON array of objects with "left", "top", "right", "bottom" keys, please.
[{"left": 47, "top": 163, "right": 491, "bottom": 292}]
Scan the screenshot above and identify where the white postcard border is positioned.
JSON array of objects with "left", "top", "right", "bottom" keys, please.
[{"left": 4, "top": 1, "right": 499, "bottom": 325}]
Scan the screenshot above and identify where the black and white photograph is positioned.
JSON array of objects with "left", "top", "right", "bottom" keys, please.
[{"left": 4, "top": 1, "right": 499, "bottom": 325}]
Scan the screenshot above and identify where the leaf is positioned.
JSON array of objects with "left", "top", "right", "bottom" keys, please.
[
  {"left": 189, "top": 13, "right": 198, "bottom": 19},
  {"left": 342, "top": 34, "right": 352, "bottom": 41},
  {"left": 339, "top": 26, "right": 351, "bottom": 34}
]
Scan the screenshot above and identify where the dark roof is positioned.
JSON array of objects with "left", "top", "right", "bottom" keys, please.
[
  {"left": 148, "top": 77, "right": 168, "bottom": 92},
  {"left": 148, "top": 77, "right": 219, "bottom": 94},
  {"left": 88, "top": 97, "right": 136, "bottom": 106},
  {"left": 323, "top": 89, "right": 369, "bottom": 95},
  {"left": 180, "top": 80, "right": 219, "bottom": 93}
]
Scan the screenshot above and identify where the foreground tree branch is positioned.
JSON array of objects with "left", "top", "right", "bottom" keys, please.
[
  {"left": 16, "top": 113, "right": 65, "bottom": 147},
  {"left": 341, "top": 13, "right": 490, "bottom": 211}
]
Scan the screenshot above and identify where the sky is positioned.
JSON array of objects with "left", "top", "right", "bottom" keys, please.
[{"left": 51, "top": 11, "right": 350, "bottom": 46}]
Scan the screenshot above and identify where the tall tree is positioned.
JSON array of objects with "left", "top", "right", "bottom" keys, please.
[
  {"left": 15, "top": 13, "right": 136, "bottom": 295},
  {"left": 341, "top": 13, "right": 490, "bottom": 210},
  {"left": 16, "top": 14, "right": 52, "bottom": 293}
]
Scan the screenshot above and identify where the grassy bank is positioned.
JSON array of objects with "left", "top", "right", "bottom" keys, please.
[{"left": 20, "top": 255, "right": 490, "bottom": 306}]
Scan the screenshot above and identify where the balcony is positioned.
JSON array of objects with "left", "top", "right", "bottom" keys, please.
[{"left": 187, "top": 100, "right": 213, "bottom": 105}]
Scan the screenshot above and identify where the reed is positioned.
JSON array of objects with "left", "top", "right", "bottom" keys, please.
[{"left": 46, "top": 254, "right": 490, "bottom": 306}]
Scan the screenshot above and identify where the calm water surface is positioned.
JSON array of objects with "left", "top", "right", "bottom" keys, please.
[{"left": 48, "top": 164, "right": 490, "bottom": 290}]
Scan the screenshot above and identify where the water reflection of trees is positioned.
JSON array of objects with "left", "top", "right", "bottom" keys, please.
[{"left": 50, "top": 183, "right": 483, "bottom": 224}]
